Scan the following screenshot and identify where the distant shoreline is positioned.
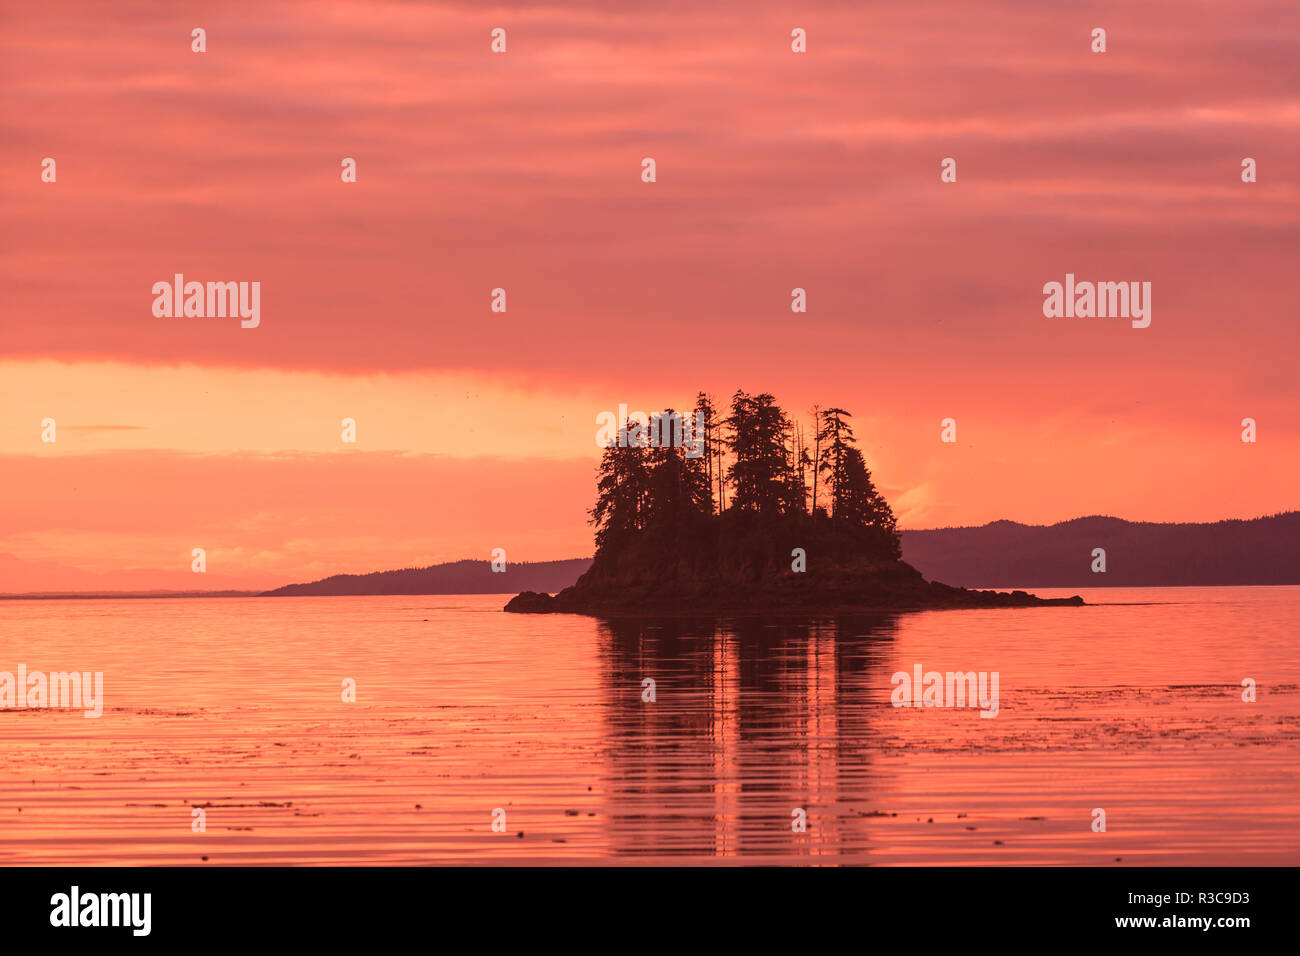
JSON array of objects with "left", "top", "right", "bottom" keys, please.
[
  {"left": 0, "top": 590, "right": 266, "bottom": 601},
  {"left": 6, "top": 511, "right": 1296, "bottom": 599},
  {"left": 3, "top": 583, "right": 1297, "bottom": 601}
]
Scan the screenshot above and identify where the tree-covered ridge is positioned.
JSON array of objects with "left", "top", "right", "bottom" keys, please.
[{"left": 591, "top": 390, "right": 900, "bottom": 559}]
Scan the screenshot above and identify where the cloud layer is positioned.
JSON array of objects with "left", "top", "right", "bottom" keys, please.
[{"left": 2, "top": 1, "right": 1296, "bottom": 587}]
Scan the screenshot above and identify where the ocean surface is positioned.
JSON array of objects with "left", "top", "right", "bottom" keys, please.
[{"left": 1, "top": 587, "right": 1296, "bottom": 865}]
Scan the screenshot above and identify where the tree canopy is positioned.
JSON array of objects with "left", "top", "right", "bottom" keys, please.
[{"left": 591, "top": 392, "right": 901, "bottom": 559}]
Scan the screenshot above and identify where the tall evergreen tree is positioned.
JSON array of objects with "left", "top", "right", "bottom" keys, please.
[
  {"left": 834, "top": 446, "right": 901, "bottom": 558},
  {"left": 727, "top": 392, "right": 792, "bottom": 515},
  {"left": 590, "top": 428, "right": 648, "bottom": 549},
  {"left": 693, "top": 392, "right": 717, "bottom": 515},
  {"left": 792, "top": 421, "right": 812, "bottom": 515},
  {"left": 644, "top": 409, "right": 710, "bottom": 527},
  {"left": 816, "top": 407, "right": 856, "bottom": 525}
]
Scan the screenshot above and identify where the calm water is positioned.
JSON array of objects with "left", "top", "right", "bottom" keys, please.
[{"left": 1, "top": 587, "right": 1297, "bottom": 865}]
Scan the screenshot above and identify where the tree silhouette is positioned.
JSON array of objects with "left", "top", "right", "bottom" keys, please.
[
  {"left": 727, "top": 392, "right": 793, "bottom": 515},
  {"left": 590, "top": 393, "right": 901, "bottom": 560},
  {"left": 834, "top": 446, "right": 901, "bottom": 558},
  {"left": 645, "top": 409, "right": 710, "bottom": 527},
  {"left": 816, "top": 407, "right": 855, "bottom": 527},
  {"left": 693, "top": 391, "right": 719, "bottom": 515},
  {"left": 590, "top": 434, "right": 647, "bottom": 550}
]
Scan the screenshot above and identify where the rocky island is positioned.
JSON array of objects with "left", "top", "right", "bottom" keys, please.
[{"left": 507, "top": 392, "right": 1083, "bottom": 615}]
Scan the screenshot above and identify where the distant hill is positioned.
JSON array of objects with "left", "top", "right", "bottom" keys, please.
[
  {"left": 262, "top": 513, "right": 1299, "bottom": 598},
  {"left": 0, "top": 590, "right": 261, "bottom": 600},
  {"left": 899, "top": 513, "right": 1300, "bottom": 588},
  {"left": 262, "top": 558, "right": 594, "bottom": 597}
]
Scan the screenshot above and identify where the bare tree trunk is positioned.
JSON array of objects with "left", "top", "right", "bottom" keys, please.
[
  {"left": 717, "top": 436, "right": 726, "bottom": 512},
  {"left": 795, "top": 422, "right": 806, "bottom": 513},
  {"left": 705, "top": 406, "right": 714, "bottom": 514},
  {"left": 810, "top": 405, "right": 821, "bottom": 514}
]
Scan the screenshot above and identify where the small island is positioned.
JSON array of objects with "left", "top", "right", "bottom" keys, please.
[{"left": 507, "top": 392, "right": 1083, "bottom": 614}]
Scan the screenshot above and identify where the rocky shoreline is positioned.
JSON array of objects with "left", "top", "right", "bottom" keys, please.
[{"left": 505, "top": 556, "right": 1084, "bottom": 615}]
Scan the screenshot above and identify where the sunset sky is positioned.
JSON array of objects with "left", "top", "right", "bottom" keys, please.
[{"left": 2, "top": 0, "right": 1297, "bottom": 591}]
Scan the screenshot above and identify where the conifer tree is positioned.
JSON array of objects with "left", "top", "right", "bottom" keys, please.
[
  {"left": 727, "top": 392, "right": 792, "bottom": 514},
  {"left": 831, "top": 447, "right": 901, "bottom": 557},
  {"left": 816, "top": 407, "right": 856, "bottom": 526},
  {"left": 590, "top": 393, "right": 899, "bottom": 560},
  {"left": 693, "top": 392, "right": 718, "bottom": 515},
  {"left": 590, "top": 429, "right": 648, "bottom": 549}
]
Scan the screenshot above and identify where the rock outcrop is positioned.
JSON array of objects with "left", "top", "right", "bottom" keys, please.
[{"left": 506, "top": 522, "right": 1083, "bottom": 615}]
